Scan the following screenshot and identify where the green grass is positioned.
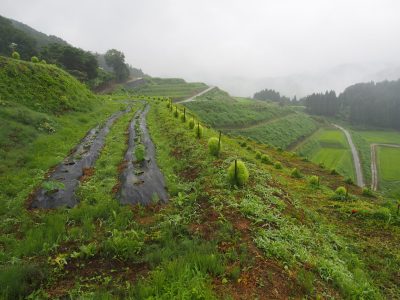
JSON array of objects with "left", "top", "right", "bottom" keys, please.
[
  {"left": 124, "top": 77, "right": 207, "bottom": 101},
  {"left": 351, "top": 129, "right": 400, "bottom": 196},
  {"left": 184, "top": 88, "right": 294, "bottom": 129},
  {"left": 0, "top": 56, "right": 96, "bottom": 114},
  {"left": 297, "top": 128, "right": 356, "bottom": 181},
  {"left": 377, "top": 146, "right": 400, "bottom": 197}
]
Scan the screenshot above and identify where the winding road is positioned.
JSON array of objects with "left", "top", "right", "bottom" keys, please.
[
  {"left": 177, "top": 86, "right": 215, "bottom": 103},
  {"left": 333, "top": 124, "right": 365, "bottom": 187},
  {"left": 370, "top": 143, "right": 400, "bottom": 191}
]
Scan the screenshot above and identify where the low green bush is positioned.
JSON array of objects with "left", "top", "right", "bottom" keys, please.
[
  {"left": 261, "top": 154, "right": 272, "bottom": 164},
  {"left": 135, "top": 144, "right": 146, "bottom": 162},
  {"left": 274, "top": 162, "right": 282, "bottom": 169},
  {"left": 309, "top": 175, "right": 320, "bottom": 186},
  {"left": 291, "top": 168, "right": 302, "bottom": 178},
  {"left": 188, "top": 118, "right": 195, "bottom": 129},
  {"left": 228, "top": 159, "right": 249, "bottom": 186},
  {"left": 332, "top": 186, "right": 348, "bottom": 200},
  {"left": 208, "top": 137, "right": 221, "bottom": 156},
  {"left": 11, "top": 51, "right": 20, "bottom": 60},
  {"left": 173, "top": 109, "right": 179, "bottom": 118},
  {"left": 362, "top": 187, "right": 374, "bottom": 197},
  {"left": 31, "top": 56, "right": 39, "bottom": 63},
  {"left": 194, "top": 123, "right": 203, "bottom": 138},
  {"left": 255, "top": 151, "right": 262, "bottom": 159},
  {"left": 344, "top": 177, "right": 354, "bottom": 185}
]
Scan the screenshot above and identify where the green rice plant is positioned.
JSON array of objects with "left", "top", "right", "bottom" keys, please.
[
  {"left": 208, "top": 137, "right": 221, "bottom": 156},
  {"left": 135, "top": 144, "right": 146, "bottom": 162},
  {"left": 31, "top": 56, "right": 39, "bottom": 63},
  {"left": 255, "top": 151, "right": 262, "bottom": 159},
  {"left": 291, "top": 168, "right": 302, "bottom": 178},
  {"left": 194, "top": 122, "right": 203, "bottom": 138},
  {"left": 228, "top": 159, "right": 249, "bottom": 186},
  {"left": 188, "top": 118, "right": 195, "bottom": 129},
  {"left": 309, "top": 175, "right": 320, "bottom": 186},
  {"left": 261, "top": 154, "right": 272, "bottom": 164},
  {"left": 274, "top": 162, "right": 282, "bottom": 169},
  {"left": 11, "top": 51, "right": 20, "bottom": 60}
]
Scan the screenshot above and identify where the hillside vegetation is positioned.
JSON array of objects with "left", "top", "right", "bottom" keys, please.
[
  {"left": 184, "top": 88, "right": 318, "bottom": 149},
  {"left": 125, "top": 77, "right": 207, "bottom": 101},
  {"left": 0, "top": 56, "right": 96, "bottom": 113}
]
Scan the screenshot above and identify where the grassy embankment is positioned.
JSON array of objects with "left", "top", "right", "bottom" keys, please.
[
  {"left": 124, "top": 77, "right": 207, "bottom": 101},
  {"left": 296, "top": 127, "right": 356, "bottom": 181},
  {"left": 184, "top": 88, "right": 319, "bottom": 149}
]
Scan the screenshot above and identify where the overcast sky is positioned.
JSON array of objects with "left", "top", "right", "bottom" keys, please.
[{"left": 2, "top": 0, "right": 400, "bottom": 96}]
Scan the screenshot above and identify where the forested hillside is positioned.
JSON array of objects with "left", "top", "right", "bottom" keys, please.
[{"left": 303, "top": 79, "right": 400, "bottom": 130}]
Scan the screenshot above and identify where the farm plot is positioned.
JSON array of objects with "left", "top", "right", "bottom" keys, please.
[{"left": 296, "top": 128, "right": 355, "bottom": 181}]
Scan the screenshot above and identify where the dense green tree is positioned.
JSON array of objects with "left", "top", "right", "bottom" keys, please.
[
  {"left": 0, "top": 15, "right": 37, "bottom": 59},
  {"left": 40, "top": 44, "right": 98, "bottom": 80},
  {"left": 253, "top": 88, "right": 290, "bottom": 104},
  {"left": 104, "top": 49, "right": 130, "bottom": 82}
]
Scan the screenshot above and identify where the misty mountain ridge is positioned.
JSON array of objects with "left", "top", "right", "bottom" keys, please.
[{"left": 210, "top": 62, "right": 400, "bottom": 98}]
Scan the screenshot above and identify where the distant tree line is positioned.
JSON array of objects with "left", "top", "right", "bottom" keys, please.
[
  {"left": 253, "top": 88, "right": 291, "bottom": 104},
  {"left": 302, "top": 80, "right": 400, "bottom": 130}
]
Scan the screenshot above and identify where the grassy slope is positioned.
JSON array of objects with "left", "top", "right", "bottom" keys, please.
[
  {"left": 125, "top": 77, "right": 207, "bottom": 101},
  {"left": 0, "top": 64, "right": 399, "bottom": 299},
  {"left": 296, "top": 128, "right": 356, "bottom": 181},
  {"left": 377, "top": 147, "right": 400, "bottom": 197},
  {"left": 184, "top": 88, "right": 317, "bottom": 149}
]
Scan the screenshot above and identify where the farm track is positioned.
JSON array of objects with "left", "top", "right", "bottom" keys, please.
[
  {"left": 370, "top": 143, "right": 400, "bottom": 191},
  {"left": 177, "top": 85, "right": 215, "bottom": 103},
  {"left": 118, "top": 104, "right": 168, "bottom": 205},
  {"left": 30, "top": 106, "right": 133, "bottom": 209},
  {"left": 333, "top": 124, "right": 365, "bottom": 187}
]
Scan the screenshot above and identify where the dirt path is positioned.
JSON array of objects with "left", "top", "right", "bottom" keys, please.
[
  {"left": 333, "top": 124, "right": 365, "bottom": 187},
  {"left": 370, "top": 143, "right": 400, "bottom": 191},
  {"left": 30, "top": 107, "right": 132, "bottom": 209},
  {"left": 177, "top": 86, "right": 215, "bottom": 103},
  {"left": 118, "top": 104, "right": 168, "bottom": 205}
]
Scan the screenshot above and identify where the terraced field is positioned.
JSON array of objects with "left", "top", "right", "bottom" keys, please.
[
  {"left": 124, "top": 77, "right": 207, "bottom": 101},
  {"left": 296, "top": 128, "right": 356, "bottom": 181},
  {"left": 184, "top": 88, "right": 318, "bottom": 149}
]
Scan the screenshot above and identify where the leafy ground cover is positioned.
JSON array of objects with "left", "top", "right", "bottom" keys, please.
[{"left": 296, "top": 127, "right": 356, "bottom": 181}]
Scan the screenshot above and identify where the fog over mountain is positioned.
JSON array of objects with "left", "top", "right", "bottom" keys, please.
[{"left": 2, "top": 0, "right": 400, "bottom": 97}]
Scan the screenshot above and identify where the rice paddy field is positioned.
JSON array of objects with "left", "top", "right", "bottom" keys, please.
[{"left": 296, "top": 128, "right": 356, "bottom": 181}]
